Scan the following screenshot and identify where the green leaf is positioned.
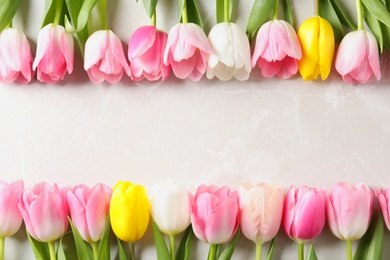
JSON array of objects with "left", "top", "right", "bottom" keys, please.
[
  {"left": 329, "top": 0, "right": 357, "bottom": 30},
  {"left": 176, "top": 226, "right": 193, "bottom": 260},
  {"left": 97, "top": 214, "right": 111, "bottom": 260},
  {"left": 354, "top": 211, "right": 384, "bottom": 260},
  {"left": 361, "top": 0, "right": 390, "bottom": 27},
  {"left": 246, "top": 0, "right": 277, "bottom": 40},
  {"left": 281, "top": 0, "right": 293, "bottom": 26},
  {"left": 380, "top": 22, "right": 390, "bottom": 50},
  {"left": 177, "top": 0, "right": 185, "bottom": 21},
  {"left": 181, "top": 0, "right": 203, "bottom": 28},
  {"left": 26, "top": 231, "right": 50, "bottom": 260},
  {"left": 305, "top": 245, "right": 318, "bottom": 260},
  {"left": 362, "top": 2, "right": 384, "bottom": 52},
  {"left": 318, "top": 0, "right": 344, "bottom": 41},
  {"left": 68, "top": 218, "right": 94, "bottom": 260},
  {"left": 64, "top": 0, "right": 89, "bottom": 56},
  {"left": 57, "top": 232, "right": 72, "bottom": 260},
  {"left": 76, "top": 0, "right": 99, "bottom": 32},
  {"left": 152, "top": 222, "right": 170, "bottom": 260},
  {"left": 117, "top": 238, "right": 128, "bottom": 260},
  {"left": 217, "top": 230, "right": 240, "bottom": 260},
  {"left": 42, "top": 0, "right": 58, "bottom": 27},
  {"left": 0, "top": 0, "right": 22, "bottom": 32},
  {"left": 266, "top": 239, "right": 275, "bottom": 260},
  {"left": 216, "top": 0, "right": 233, "bottom": 23},
  {"left": 140, "top": 0, "right": 158, "bottom": 18}
]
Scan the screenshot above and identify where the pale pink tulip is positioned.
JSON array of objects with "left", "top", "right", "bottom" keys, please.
[
  {"left": 33, "top": 24, "right": 74, "bottom": 84},
  {"left": 0, "top": 28, "right": 33, "bottom": 83},
  {"left": 326, "top": 182, "right": 373, "bottom": 241},
  {"left": 335, "top": 30, "right": 381, "bottom": 84},
  {"left": 282, "top": 186, "right": 326, "bottom": 243},
  {"left": 18, "top": 182, "right": 69, "bottom": 242},
  {"left": 252, "top": 20, "right": 302, "bottom": 79},
  {"left": 163, "top": 23, "right": 211, "bottom": 81},
  {"left": 239, "top": 183, "right": 283, "bottom": 244},
  {"left": 128, "top": 26, "right": 171, "bottom": 81},
  {"left": 376, "top": 186, "right": 390, "bottom": 231},
  {"left": 191, "top": 184, "right": 239, "bottom": 244},
  {"left": 84, "top": 30, "right": 131, "bottom": 84},
  {"left": 67, "top": 184, "right": 112, "bottom": 242},
  {"left": 0, "top": 180, "right": 24, "bottom": 237}
]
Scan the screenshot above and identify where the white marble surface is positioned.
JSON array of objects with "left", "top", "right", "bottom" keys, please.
[{"left": 1, "top": 0, "right": 390, "bottom": 259}]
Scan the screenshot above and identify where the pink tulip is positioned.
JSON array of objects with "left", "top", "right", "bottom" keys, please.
[
  {"left": 282, "top": 186, "right": 326, "bottom": 243},
  {"left": 376, "top": 186, "right": 390, "bottom": 231},
  {"left": 84, "top": 30, "right": 131, "bottom": 84},
  {"left": 239, "top": 183, "right": 283, "bottom": 244},
  {"left": 335, "top": 30, "right": 381, "bottom": 84},
  {"left": 326, "top": 182, "right": 373, "bottom": 241},
  {"left": 67, "top": 184, "right": 112, "bottom": 242},
  {"left": 18, "top": 182, "right": 69, "bottom": 242},
  {"left": 191, "top": 184, "right": 239, "bottom": 245},
  {"left": 252, "top": 20, "right": 302, "bottom": 79},
  {"left": 128, "top": 26, "right": 171, "bottom": 81},
  {"left": 33, "top": 24, "right": 74, "bottom": 84},
  {"left": 163, "top": 23, "right": 211, "bottom": 81},
  {"left": 0, "top": 180, "right": 24, "bottom": 237},
  {"left": 0, "top": 28, "right": 33, "bottom": 83}
]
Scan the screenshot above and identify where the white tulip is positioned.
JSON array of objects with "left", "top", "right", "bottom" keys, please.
[{"left": 207, "top": 22, "right": 252, "bottom": 81}]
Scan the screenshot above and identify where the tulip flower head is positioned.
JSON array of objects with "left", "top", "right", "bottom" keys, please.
[
  {"left": 149, "top": 181, "right": 192, "bottom": 236},
  {"left": 0, "top": 28, "right": 33, "bottom": 83},
  {"left": 84, "top": 30, "right": 131, "bottom": 84},
  {"left": 67, "top": 184, "right": 112, "bottom": 242},
  {"left": 326, "top": 182, "right": 373, "bottom": 241},
  {"left": 376, "top": 186, "right": 390, "bottom": 231},
  {"left": 282, "top": 185, "right": 326, "bottom": 243},
  {"left": 33, "top": 24, "right": 74, "bottom": 84},
  {"left": 239, "top": 183, "right": 283, "bottom": 244},
  {"left": 0, "top": 180, "right": 24, "bottom": 237},
  {"left": 191, "top": 184, "right": 239, "bottom": 245},
  {"left": 18, "top": 182, "right": 69, "bottom": 242},
  {"left": 252, "top": 20, "right": 302, "bottom": 79},
  {"left": 335, "top": 30, "right": 381, "bottom": 84},
  {"left": 109, "top": 181, "right": 150, "bottom": 243},
  {"left": 128, "top": 26, "right": 171, "bottom": 81},
  {"left": 163, "top": 23, "right": 211, "bottom": 81},
  {"left": 207, "top": 22, "right": 252, "bottom": 81},
  {"left": 297, "top": 16, "right": 335, "bottom": 81}
]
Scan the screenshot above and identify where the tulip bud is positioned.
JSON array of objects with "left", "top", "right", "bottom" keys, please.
[{"left": 0, "top": 180, "right": 24, "bottom": 237}]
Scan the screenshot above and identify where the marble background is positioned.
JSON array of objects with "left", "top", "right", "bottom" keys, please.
[{"left": 1, "top": 0, "right": 390, "bottom": 259}]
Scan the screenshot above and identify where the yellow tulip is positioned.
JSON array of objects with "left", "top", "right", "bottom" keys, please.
[
  {"left": 109, "top": 181, "right": 150, "bottom": 242},
  {"left": 297, "top": 16, "right": 335, "bottom": 80}
]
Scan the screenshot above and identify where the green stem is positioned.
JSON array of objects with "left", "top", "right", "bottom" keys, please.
[
  {"left": 356, "top": 0, "right": 364, "bottom": 30},
  {"left": 182, "top": 0, "right": 188, "bottom": 23},
  {"left": 48, "top": 241, "right": 56, "bottom": 260},
  {"left": 273, "top": 0, "right": 279, "bottom": 20},
  {"left": 151, "top": 12, "right": 156, "bottom": 26},
  {"left": 314, "top": 0, "right": 319, "bottom": 16},
  {"left": 298, "top": 243, "right": 304, "bottom": 260},
  {"left": 170, "top": 235, "right": 175, "bottom": 260},
  {"left": 129, "top": 242, "right": 135, "bottom": 260},
  {"left": 224, "top": 0, "right": 229, "bottom": 23},
  {"left": 0, "top": 237, "right": 4, "bottom": 260},
  {"left": 53, "top": 0, "right": 64, "bottom": 25},
  {"left": 91, "top": 241, "right": 99, "bottom": 260},
  {"left": 99, "top": 0, "right": 107, "bottom": 29},
  {"left": 256, "top": 243, "right": 262, "bottom": 260},
  {"left": 208, "top": 244, "right": 217, "bottom": 260},
  {"left": 346, "top": 240, "right": 353, "bottom": 260}
]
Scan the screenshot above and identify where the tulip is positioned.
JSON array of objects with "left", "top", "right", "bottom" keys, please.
[
  {"left": 84, "top": 30, "right": 131, "bottom": 84},
  {"left": 207, "top": 22, "right": 252, "bottom": 81},
  {"left": 18, "top": 182, "right": 69, "bottom": 242},
  {"left": 0, "top": 28, "right": 33, "bottom": 83},
  {"left": 297, "top": 16, "right": 334, "bottom": 80},
  {"left": 252, "top": 20, "right": 302, "bottom": 79},
  {"left": 335, "top": 30, "right": 381, "bottom": 84},
  {"left": 163, "top": 23, "right": 211, "bottom": 81},
  {"left": 282, "top": 186, "right": 325, "bottom": 260},
  {"left": 33, "top": 24, "right": 74, "bottom": 84},
  {"left": 239, "top": 183, "right": 283, "bottom": 259},
  {"left": 109, "top": 181, "right": 150, "bottom": 244},
  {"left": 376, "top": 186, "right": 390, "bottom": 231},
  {"left": 191, "top": 184, "right": 239, "bottom": 245},
  {"left": 128, "top": 26, "right": 171, "bottom": 81},
  {"left": 67, "top": 184, "right": 112, "bottom": 243},
  {"left": 0, "top": 180, "right": 24, "bottom": 238}
]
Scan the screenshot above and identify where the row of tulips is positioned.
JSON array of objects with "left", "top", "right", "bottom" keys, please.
[
  {"left": 0, "top": 180, "right": 389, "bottom": 259},
  {"left": 0, "top": 0, "right": 386, "bottom": 85}
]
